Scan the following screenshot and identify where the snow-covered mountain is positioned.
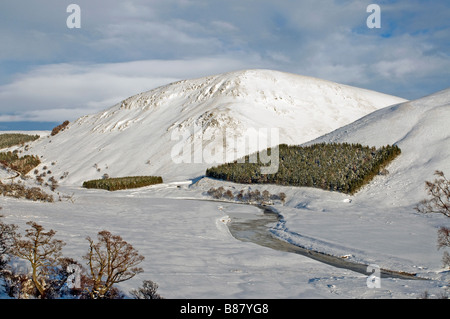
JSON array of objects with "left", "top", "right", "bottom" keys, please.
[{"left": 25, "top": 69, "right": 405, "bottom": 185}]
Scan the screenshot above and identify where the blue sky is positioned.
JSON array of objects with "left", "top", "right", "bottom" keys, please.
[{"left": 0, "top": 0, "right": 449, "bottom": 130}]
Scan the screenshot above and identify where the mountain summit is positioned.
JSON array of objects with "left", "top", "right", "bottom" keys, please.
[{"left": 27, "top": 69, "right": 406, "bottom": 185}]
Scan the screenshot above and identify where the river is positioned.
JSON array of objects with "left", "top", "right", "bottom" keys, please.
[{"left": 226, "top": 205, "right": 425, "bottom": 280}]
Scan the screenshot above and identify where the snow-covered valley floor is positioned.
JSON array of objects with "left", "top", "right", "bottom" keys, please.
[{"left": 1, "top": 178, "right": 448, "bottom": 299}]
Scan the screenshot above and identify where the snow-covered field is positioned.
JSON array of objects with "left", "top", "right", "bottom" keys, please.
[
  {"left": 0, "top": 70, "right": 449, "bottom": 299},
  {"left": 0, "top": 179, "right": 447, "bottom": 299}
]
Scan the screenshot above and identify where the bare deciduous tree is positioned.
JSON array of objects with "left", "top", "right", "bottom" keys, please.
[
  {"left": 11, "top": 221, "right": 65, "bottom": 298},
  {"left": 84, "top": 230, "right": 144, "bottom": 299},
  {"left": 130, "top": 279, "right": 163, "bottom": 299},
  {"left": 0, "top": 213, "right": 18, "bottom": 271},
  {"left": 416, "top": 170, "right": 450, "bottom": 268},
  {"left": 416, "top": 170, "right": 450, "bottom": 216}
]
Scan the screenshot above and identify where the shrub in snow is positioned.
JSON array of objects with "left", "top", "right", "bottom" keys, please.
[
  {"left": 130, "top": 280, "right": 164, "bottom": 299},
  {"left": 0, "top": 182, "right": 54, "bottom": 202},
  {"left": 50, "top": 120, "right": 70, "bottom": 136},
  {"left": 205, "top": 187, "right": 285, "bottom": 205},
  {"left": 0, "top": 151, "right": 41, "bottom": 175}
]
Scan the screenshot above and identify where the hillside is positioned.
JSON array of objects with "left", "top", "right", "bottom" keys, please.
[
  {"left": 255, "top": 87, "right": 450, "bottom": 276},
  {"left": 308, "top": 87, "right": 450, "bottom": 204},
  {"left": 21, "top": 69, "right": 405, "bottom": 186}
]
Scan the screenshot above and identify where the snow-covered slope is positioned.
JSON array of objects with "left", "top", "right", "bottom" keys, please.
[
  {"left": 257, "top": 87, "right": 450, "bottom": 276},
  {"left": 24, "top": 69, "right": 405, "bottom": 186},
  {"left": 308, "top": 87, "right": 450, "bottom": 204}
]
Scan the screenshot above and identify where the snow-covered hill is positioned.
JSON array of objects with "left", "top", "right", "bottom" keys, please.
[
  {"left": 258, "top": 87, "right": 450, "bottom": 277},
  {"left": 24, "top": 69, "right": 405, "bottom": 186},
  {"left": 308, "top": 87, "right": 450, "bottom": 204}
]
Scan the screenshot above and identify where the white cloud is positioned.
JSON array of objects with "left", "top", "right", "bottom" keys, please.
[
  {"left": 0, "top": 56, "right": 264, "bottom": 122},
  {"left": 210, "top": 20, "right": 239, "bottom": 33}
]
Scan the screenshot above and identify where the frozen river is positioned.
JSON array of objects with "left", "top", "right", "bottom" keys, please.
[{"left": 227, "top": 205, "right": 424, "bottom": 280}]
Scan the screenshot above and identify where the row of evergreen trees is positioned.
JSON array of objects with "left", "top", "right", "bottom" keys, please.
[
  {"left": 82, "top": 176, "right": 163, "bottom": 191},
  {"left": 206, "top": 143, "right": 401, "bottom": 194},
  {"left": 0, "top": 133, "right": 39, "bottom": 150}
]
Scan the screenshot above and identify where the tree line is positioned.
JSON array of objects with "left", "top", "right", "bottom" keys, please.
[
  {"left": 0, "top": 133, "right": 40, "bottom": 150},
  {"left": 83, "top": 176, "right": 163, "bottom": 191},
  {"left": 206, "top": 142, "right": 401, "bottom": 194}
]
